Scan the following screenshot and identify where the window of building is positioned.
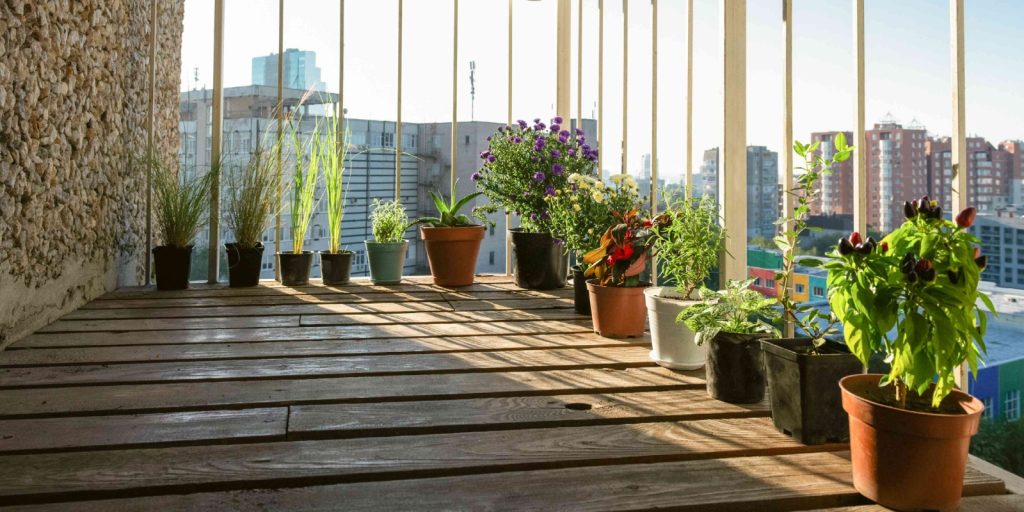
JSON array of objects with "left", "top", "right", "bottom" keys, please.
[
  {"left": 489, "top": 225, "right": 495, "bottom": 236},
  {"left": 813, "top": 286, "right": 824, "bottom": 297},
  {"left": 795, "top": 284, "right": 805, "bottom": 294},
  {"left": 766, "top": 279, "right": 775, "bottom": 289},
  {"left": 753, "top": 277, "right": 763, "bottom": 287},
  {"left": 489, "top": 251, "right": 495, "bottom": 266},
  {"left": 1006, "top": 390, "right": 1020, "bottom": 421},
  {"left": 982, "top": 398, "right": 993, "bottom": 420}
]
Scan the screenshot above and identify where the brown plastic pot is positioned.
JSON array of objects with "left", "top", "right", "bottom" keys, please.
[
  {"left": 839, "top": 374, "right": 985, "bottom": 512},
  {"left": 420, "top": 226, "right": 485, "bottom": 287},
  {"left": 586, "top": 279, "right": 649, "bottom": 338}
]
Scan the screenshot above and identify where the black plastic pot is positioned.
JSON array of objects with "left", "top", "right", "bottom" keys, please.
[
  {"left": 225, "top": 243, "right": 264, "bottom": 288},
  {"left": 277, "top": 251, "right": 313, "bottom": 286},
  {"left": 152, "top": 245, "right": 193, "bottom": 291},
  {"left": 321, "top": 251, "right": 353, "bottom": 286},
  {"left": 510, "top": 229, "right": 568, "bottom": 290},
  {"left": 762, "top": 337, "right": 864, "bottom": 444},
  {"left": 571, "top": 265, "right": 591, "bottom": 315},
  {"left": 706, "top": 332, "right": 768, "bottom": 404}
]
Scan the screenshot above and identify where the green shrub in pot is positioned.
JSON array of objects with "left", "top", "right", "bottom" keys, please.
[
  {"left": 151, "top": 155, "right": 211, "bottom": 291},
  {"left": 412, "top": 188, "right": 490, "bottom": 287},
  {"left": 224, "top": 143, "right": 277, "bottom": 287},
  {"left": 276, "top": 115, "right": 322, "bottom": 286},
  {"left": 365, "top": 198, "right": 410, "bottom": 285},
  {"left": 320, "top": 108, "right": 354, "bottom": 286}
]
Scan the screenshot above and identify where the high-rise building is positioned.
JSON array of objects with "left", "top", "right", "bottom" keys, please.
[
  {"left": 811, "top": 131, "right": 854, "bottom": 216},
  {"left": 863, "top": 116, "right": 930, "bottom": 232},
  {"left": 926, "top": 136, "right": 1015, "bottom": 214},
  {"left": 697, "top": 146, "right": 780, "bottom": 240},
  {"left": 252, "top": 49, "right": 326, "bottom": 92}
]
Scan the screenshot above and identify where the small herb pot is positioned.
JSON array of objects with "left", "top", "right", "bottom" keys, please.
[
  {"left": 225, "top": 242, "right": 264, "bottom": 288},
  {"left": 365, "top": 240, "right": 408, "bottom": 285},
  {"left": 321, "top": 251, "right": 353, "bottom": 286},
  {"left": 705, "top": 332, "right": 768, "bottom": 404},
  {"left": 420, "top": 226, "right": 484, "bottom": 287},
  {"left": 586, "top": 280, "right": 649, "bottom": 338},
  {"left": 277, "top": 251, "right": 314, "bottom": 286},
  {"left": 571, "top": 265, "right": 591, "bottom": 315},
  {"left": 152, "top": 245, "right": 193, "bottom": 291},
  {"left": 510, "top": 229, "right": 567, "bottom": 290},
  {"left": 840, "top": 374, "right": 985, "bottom": 511},
  {"left": 762, "top": 337, "right": 862, "bottom": 444},
  {"left": 644, "top": 287, "right": 705, "bottom": 370}
]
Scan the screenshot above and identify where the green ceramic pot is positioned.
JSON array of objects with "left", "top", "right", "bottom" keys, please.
[{"left": 365, "top": 240, "right": 408, "bottom": 284}]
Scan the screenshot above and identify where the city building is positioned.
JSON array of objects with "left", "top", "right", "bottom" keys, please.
[
  {"left": 969, "top": 212, "right": 1024, "bottom": 289},
  {"left": 697, "top": 146, "right": 780, "bottom": 240},
  {"left": 927, "top": 136, "right": 1013, "bottom": 214},
  {"left": 251, "top": 48, "right": 327, "bottom": 92},
  {"left": 812, "top": 131, "right": 854, "bottom": 216},
  {"left": 863, "top": 115, "right": 930, "bottom": 233}
]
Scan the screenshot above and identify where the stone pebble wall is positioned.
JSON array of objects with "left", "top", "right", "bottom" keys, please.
[{"left": 0, "top": 0, "right": 185, "bottom": 348}]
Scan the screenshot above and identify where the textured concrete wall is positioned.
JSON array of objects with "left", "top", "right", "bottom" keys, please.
[{"left": 0, "top": 0, "right": 185, "bottom": 348}]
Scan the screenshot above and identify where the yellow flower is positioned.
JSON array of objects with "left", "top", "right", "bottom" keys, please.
[
  {"left": 574, "top": 204, "right": 582, "bottom": 212},
  {"left": 610, "top": 174, "right": 624, "bottom": 184},
  {"left": 594, "top": 181, "right": 605, "bottom": 189},
  {"left": 592, "top": 191, "right": 604, "bottom": 203}
]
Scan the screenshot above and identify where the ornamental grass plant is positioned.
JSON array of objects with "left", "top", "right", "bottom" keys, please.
[{"left": 151, "top": 154, "right": 211, "bottom": 248}]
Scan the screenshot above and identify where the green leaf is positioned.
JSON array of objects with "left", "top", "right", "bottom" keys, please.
[
  {"left": 797, "top": 257, "right": 823, "bottom": 268},
  {"left": 834, "top": 132, "right": 847, "bottom": 150}
]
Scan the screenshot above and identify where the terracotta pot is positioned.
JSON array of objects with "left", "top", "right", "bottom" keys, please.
[
  {"left": 644, "top": 287, "right": 705, "bottom": 370},
  {"left": 420, "top": 226, "right": 485, "bottom": 287},
  {"left": 839, "top": 374, "right": 985, "bottom": 511},
  {"left": 586, "top": 280, "right": 649, "bottom": 338}
]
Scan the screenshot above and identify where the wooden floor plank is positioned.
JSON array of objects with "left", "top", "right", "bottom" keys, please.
[
  {"left": 0, "top": 408, "right": 288, "bottom": 455},
  {"left": 0, "top": 334, "right": 648, "bottom": 367},
  {"left": 447, "top": 297, "right": 575, "bottom": 311},
  {"left": 442, "top": 289, "right": 575, "bottom": 301},
  {"left": 0, "top": 452, "right": 1006, "bottom": 512},
  {"left": 0, "top": 418, "right": 846, "bottom": 505},
  {"left": 0, "top": 367, "right": 698, "bottom": 418},
  {"left": 805, "top": 493, "right": 1024, "bottom": 511},
  {"left": 0, "top": 347, "right": 654, "bottom": 388},
  {"left": 61, "top": 300, "right": 457, "bottom": 320},
  {"left": 14, "top": 319, "right": 596, "bottom": 348},
  {"left": 38, "top": 315, "right": 302, "bottom": 333},
  {"left": 296, "top": 308, "right": 587, "bottom": 327},
  {"left": 288, "top": 390, "right": 767, "bottom": 439},
  {"left": 79, "top": 291, "right": 448, "bottom": 310},
  {"left": 97, "top": 279, "right": 518, "bottom": 301}
]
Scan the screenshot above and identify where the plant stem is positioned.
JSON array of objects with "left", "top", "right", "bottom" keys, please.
[{"left": 894, "top": 378, "right": 909, "bottom": 409}]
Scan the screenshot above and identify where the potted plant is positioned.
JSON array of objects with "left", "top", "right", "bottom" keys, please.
[
  {"left": 581, "top": 208, "right": 666, "bottom": 338},
  {"left": 320, "top": 109, "right": 354, "bottom": 286},
  {"left": 646, "top": 190, "right": 725, "bottom": 370},
  {"left": 150, "top": 156, "right": 211, "bottom": 291},
  {"left": 413, "top": 187, "right": 489, "bottom": 287},
  {"left": 761, "top": 135, "right": 863, "bottom": 445},
  {"left": 827, "top": 199, "right": 991, "bottom": 511},
  {"left": 224, "top": 144, "right": 276, "bottom": 287},
  {"left": 365, "top": 198, "right": 409, "bottom": 285},
  {"left": 474, "top": 116, "right": 598, "bottom": 290},
  {"left": 546, "top": 173, "right": 643, "bottom": 314},
  {"left": 277, "top": 119, "right": 321, "bottom": 286},
  {"left": 678, "top": 279, "right": 781, "bottom": 403}
]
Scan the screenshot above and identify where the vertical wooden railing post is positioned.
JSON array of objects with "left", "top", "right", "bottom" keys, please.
[
  {"left": 208, "top": 0, "right": 225, "bottom": 283},
  {"left": 145, "top": 0, "right": 158, "bottom": 286},
  {"left": 274, "top": 0, "right": 284, "bottom": 281},
  {"left": 685, "top": 0, "right": 693, "bottom": 198},
  {"left": 853, "top": 0, "right": 867, "bottom": 236},
  {"left": 782, "top": 0, "right": 794, "bottom": 337},
  {"left": 951, "top": 0, "right": 969, "bottom": 390},
  {"left": 396, "top": 0, "right": 404, "bottom": 201},
  {"left": 720, "top": 0, "right": 747, "bottom": 286}
]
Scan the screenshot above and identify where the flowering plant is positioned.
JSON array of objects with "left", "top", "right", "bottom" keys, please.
[
  {"left": 473, "top": 116, "right": 599, "bottom": 233},
  {"left": 546, "top": 173, "right": 643, "bottom": 264},
  {"left": 824, "top": 198, "right": 993, "bottom": 410},
  {"left": 582, "top": 208, "right": 668, "bottom": 287}
]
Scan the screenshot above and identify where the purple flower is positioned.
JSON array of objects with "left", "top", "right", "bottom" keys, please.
[
  {"left": 486, "top": 135, "right": 492, "bottom": 141},
  {"left": 577, "top": 135, "right": 587, "bottom": 145},
  {"left": 558, "top": 134, "right": 569, "bottom": 144},
  {"left": 552, "top": 116, "right": 564, "bottom": 125},
  {"left": 531, "top": 156, "right": 540, "bottom": 162},
  {"left": 551, "top": 149, "right": 561, "bottom": 158},
  {"left": 581, "top": 144, "right": 592, "bottom": 152},
  {"left": 487, "top": 154, "right": 497, "bottom": 163},
  {"left": 545, "top": 186, "right": 556, "bottom": 196},
  {"left": 512, "top": 136, "right": 522, "bottom": 144},
  {"left": 568, "top": 148, "right": 576, "bottom": 157},
  {"left": 497, "top": 126, "right": 505, "bottom": 133},
  {"left": 479, "top": 150, "right": 491, "bottom": 160},
  {"left": 518, "top": 119, "right": 528, "bottom": 129},
  {"left": 541, "top": 210, "right": 550, "bottom": 220},
  {"left": 534, "top": 118, "right": 541, "bottom": 124},
  {"left": 471, "top": 172, "right": 482, "bottom": 181},
  {"left": 530, "top": 212, "right": 539, "bottom": 222},
  {"left": 575, "top": 128, "right": 584, "bottom": 136},
  {"left": 559, "top": 130, "right": 570, "bottom": 138},
  {"left": 533, "top": 171, "right": 546, "bottom": 182},
  {"left": 550, "top": 123, "right": 561, "bottom": 133},
  {"left": 551, "top": 163, "right": 564, "bottom": 176},
  {"left": 534, "top": 122, "right": 546, "bottom": 131}
]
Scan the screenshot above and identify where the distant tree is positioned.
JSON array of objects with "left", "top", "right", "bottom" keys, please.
[{"left": 971, "top": 419, "right": 1024, "bottom": 477}]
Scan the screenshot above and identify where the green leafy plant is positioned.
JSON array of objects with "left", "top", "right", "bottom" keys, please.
[
  {"left": 370, "top": 199, "right": 409, "bottom": 243},
  {"left": 320, "top": 107, "right": 350, "bottom": 254},
  {"left": 225, "top": 141, "right": 277, "bottom": 249},
  {"left": 677, "top": 279, "right": 781, "bottom": 345},
  {"left": 653, "top": 188, "right": 727, "bottom": 298},
  {"left": 774, "top": 135, "right": 853, "bottom": 347},
  {"left": 474, "top": 116, "right": 598, "bottom": 233},
  {"left": 824, "top": 199, "right": 993, "bottom": 409},
  {"left": 546, "top": 173, "right": 643, "bottom": 264},
  {"left": 414, "top": 186, "right": 488, "bottom": 228},
  {"left": 151, "top": 155, "right": 211, "bottom": 248},
  {"left": 287, "top": 117, "right": 322, "bottom": 254}
]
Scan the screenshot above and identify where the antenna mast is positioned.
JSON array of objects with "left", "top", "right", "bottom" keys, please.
[{"left": 469, "top": 61, "right": 476, "bottom": 121}]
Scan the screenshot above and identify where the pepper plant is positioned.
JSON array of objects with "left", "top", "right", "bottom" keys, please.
[
  {"left": 775, "top": 135, "right": 853, "bottom": 348},
  {"left": 824, "top": 199, "right": 993, "bottom": 409}
]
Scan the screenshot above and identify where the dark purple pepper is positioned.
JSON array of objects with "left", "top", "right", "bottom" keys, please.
[
  {"left": 915, "top": 259, "right": 933, "bottom": 273},
  {"left": 947, "top": 269, "right": 960, "bottom": 284},
  {"left": 975, "top": 255, "right": 988, "bottom": 271},
  {"left": 900, "top": 254, "right": 917, "bottom": 274},
  {"left": 904, "top": 200, "right": 918, "bottom": 219},
  {"left": 838, "top": 237, "right": 854, "bottom": 256},
  {"left": 919, "top": 267, "right": 936, "bottom": 282},
  {"left": 906, "top": 271, "right": 919, "bottom": 284}
]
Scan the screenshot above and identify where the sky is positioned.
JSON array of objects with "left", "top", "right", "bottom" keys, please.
[{"left": 180, "top": 0, "right": 1024, "bottom": 183}]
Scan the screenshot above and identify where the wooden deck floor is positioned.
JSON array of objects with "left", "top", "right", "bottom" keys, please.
[{"left": 0, "top": 275, "right": 1017, "bottom": 511}]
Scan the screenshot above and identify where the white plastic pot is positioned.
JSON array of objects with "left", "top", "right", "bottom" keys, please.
[{"left": 644, "top": 286, "right": 706, "bottom": 370}]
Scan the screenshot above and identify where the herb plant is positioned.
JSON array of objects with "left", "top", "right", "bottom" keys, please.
[
  {"left": 225, "top": 142, "right": 277, "bottom": 249},
  {"left": 653, "top": 188, "right": 726, "bottom": 299},
  {"left": 825, "top": 199, "right": 993, "bottom": 409},
  {"left": 287, "top": 117, "right": 322, "bottom": 254},
  {"left": 677, "top": 279, "right": 782, "bottom": 345},
  {"left": 774, "top": 135, "right": 853, "bottom": 347},
  {"left": 546, "top": 173, "right": 643, "bottom": 265},
  {"left": 370, "top": 199, "right": 409, "bottom": 243},
  {"left": 473, "top": 116, "right": 598, "bottom": 233},
  {"left": 320, "top": 107, "right": 350, "bottom": 254},
  {"left": 151, "top": 155, "right": 211, "bottom": 248}
]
